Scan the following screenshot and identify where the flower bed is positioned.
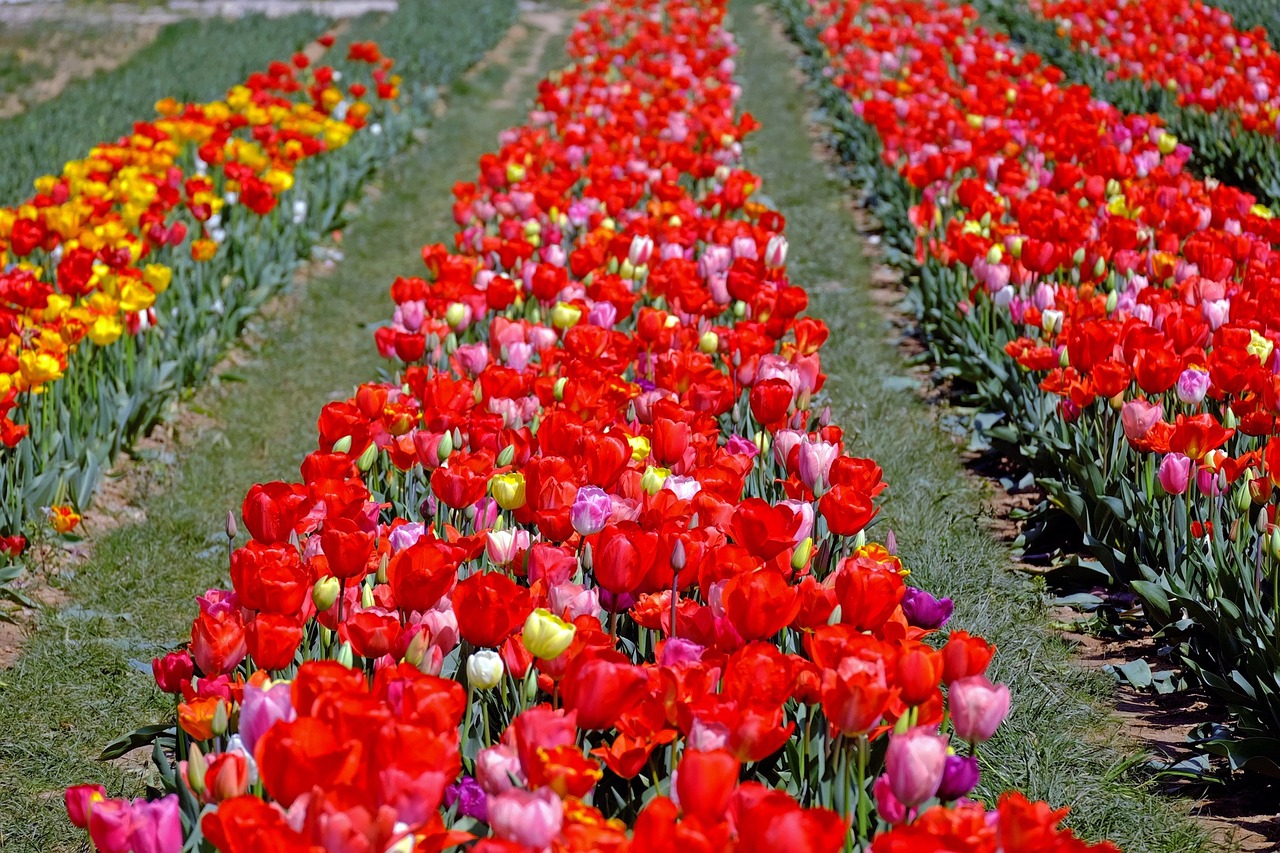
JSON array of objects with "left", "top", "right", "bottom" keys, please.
[
  {"left": 780, "top": 0, "right": 1280, "bottom": 770},
  {"left": 61, "top": 0, "right": 1121, "bottom": 850},
  {"left": 0, "top": 39, "right": 404, "bottom": 546}
]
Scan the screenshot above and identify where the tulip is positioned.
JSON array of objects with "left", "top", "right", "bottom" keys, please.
[
  {"left": 467, "top": 649, "right": 505, "bottom": 689},
  {"left": 64, "top": 784, "right": 106, "bottom": 829},
  {"left": 522, "top": 608, "right": 576, "bottom": 660},
  {"left": 885, "top": 728, "right": 949, "bottom": 807},
  {"left": 936, "top": 753, "right": 980, "bottom": 801},
  {"left": 571, "top": 485, "right": 612, "bottom": 536},
  {"left": 1175, "top": 368, "right": 1210, "bottom": 405},
  {"left": 1158, "top": 452, "right": 1192, "bottom": 495},
  {"left": 1120, "top": 399, "right": 1162, "bottom": 442},
  {"left": 476, "top": 744, "right": 526, "bottom": 794},
  {"left": 949, "top": 675, "right": 1011, "bottom": 742},
  {"left": 488, "top": 787, "right": 563, "bottom": 849},
  {"left": 444, "top": 776, "right": 489, "bottom": 821},
  {"left": 238, "top": 681, "right": 295, "bottom": 755},
  {"left": 901, "top": 586, "right": 954, "bottom": 630},
  {"left": 150, "top": 651, "right": 193, "bottom": 695},
  {"left": 873, "top": 774, "right": 909, "bottom": 825},
  {"left": 490, "top": 472, "right": 527, "bottom": 511}
]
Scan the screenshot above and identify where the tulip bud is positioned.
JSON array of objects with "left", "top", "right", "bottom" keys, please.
[
  {"left": 765, "top": 234, "right": 788, "bottom": 268},
  {"left": 1223, "top": 408, "right": 1239, "bottom": 430},
  {"left": 1105, "top": 289, "right": 1118, "bottom": 314},
  {"left": 490, "top": 472, "right": 527, "bottom": 510},
  {"left": 331, "top": 435, "right": 353, "bottom": 454},
  {"left": 187, "top": 744, "right": 208, "bottom": 795},
  {"left": 211, "top": 700, "right": 229, "bottom": 737},
  {"left": 360, "top": 583, "right": 375, "bottom": 609},
  {"left": 356, "top": 443, "right": 378, "bottom": 472},
  {"left": 1234, "top": 484, "right": 1252, "bottom": 515},
  {"left": 1093, "top": 256, "right": 1107, "bottom": 278},
  {"left": 551, "top": 301, "right": 582, "bottom": 329},
  {"left": 641, "top": 465, "right": 670, "bottom": 495},
  {"left": 496, "top": 445, "right": 516, "bottom": 467},
  {"left": 619, "top": 259, "right": 636, "bottom": 280},
  {"left": 1041, "top": 309, "right": 1063, "bottom": 335},
  {"left": 377, "top": 552, "right": 389, "bottom": 584},
  {"left": 336, "top": 642, "right": 355, "bottom": 668},
  {"left": 404, "top": 629, "right": 430, "bottom": 669},
  {"left": 1270, "top": 528, "right": 1280, "bottom": 562},
  {"left": 312, "top": 576, "right": 341, "bottom": 611},
  {"left": 468, "top": 649, "right": 506, "bottom": 689},
  {"left": 1009, "top": 236, "right": 1024, "bottom": 258},
  {"left": 733, "top": 300, "right": 747, "bottom": 318},
  {"left": 791, "top": 537, "right": 813, "bottom": 571},
  {"left": 985, "top": 244, "right": 1003, "bottom": 265},
  {"left": 437, "top": 430, "right": 454, "bottom": 462},
  {"left": 671, "top": 539, "right": 687, "bottom": 571},
  {"left": 522, "top": 608, "right": 576, "bottom": 660},
  {"left": 698, "top": 331, "right": 719, "bottom": 354},
  {"left": 553, "top": 376, "right": 567, "bottom": 402}
]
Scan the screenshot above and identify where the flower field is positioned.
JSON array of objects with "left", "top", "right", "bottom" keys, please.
[
  {"left": 4, "top": 0, "right": 1277, "bottom": 849},
  {"left": 781, "top": 0, "right": 1280, "bottom": 776}
]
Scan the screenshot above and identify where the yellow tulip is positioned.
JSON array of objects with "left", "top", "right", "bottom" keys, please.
[{"left": 522, "top": 609, "right": 576, "bottom": 660}]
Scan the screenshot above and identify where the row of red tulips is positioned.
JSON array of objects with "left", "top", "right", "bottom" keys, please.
[
  {"left": 62, "top": 0, "right": 1120, "bottom": 850},
  {"left": 1030, "top": 0, "right": 1280, "bottom": 135},
  {"left": 787, "top": 0, "right": 1280, "bottom": 767}
]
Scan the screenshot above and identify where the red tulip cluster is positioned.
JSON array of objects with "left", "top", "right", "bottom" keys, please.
[
  {"left": 65, "top": 1, "right": 1122, "bottom": 851},
  {"left": 1030, "top": 0, "right": 1280, "bottom": 135},
  {"left": 805, "top": 0, "right": 1280, "bottom": 761}
]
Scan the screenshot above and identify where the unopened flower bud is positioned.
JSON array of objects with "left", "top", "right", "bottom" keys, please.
[
  {"left": 698, "top": 331, "right": 719, "bottom": 354},
  {"left": 792, "top": 537, "right": 813, "bottom": 571},
  {"left": 356, "top": 443, "right": 378, "bottom": 471},
  {"left": 225, "top": 511, "right": 238, "bottom": 541},
  {"left": 553, "top": 376, "right": 568, "bottom": 401},
  {"left": 312, "top": 576, "right": 341, "bottom": 611},
  {"left": 187, "top": 744, "right": 208, "bottom": 794},
  {"left": 331, "top": 435, "right": 353, "bottom": 454},
  {"left": 467, "top": 649, "right": 505, "bottom": 689},
  {"left": 671, "top": 539, "right": 687, "bottom": 571},
  {"left": 361, "top": 584, "right": 375, "bottom": 609},
  {"left": 496, "top": 445, "right": 516, "bottom": 467},
  {"left": 335, "top": 641, "right": 355, "bottom": 668},
  {"left": 437, "top": 430, "right": 454, "bottom": 462},
  {"left": 211, "top": 700, "right": 229, "bottom": 737}
]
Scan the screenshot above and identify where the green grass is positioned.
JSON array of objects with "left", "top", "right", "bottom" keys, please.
[
  {"left": 0, "top": 9, "right": 566, "bottom": 850},
  {"left": 729, "top": 2, "right": 1212, "bottom": 850}
]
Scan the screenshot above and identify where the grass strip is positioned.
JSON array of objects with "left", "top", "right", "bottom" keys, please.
[
  {"left": 0, "top": 9, "right": 566, "bottom": 850},
  {"left": 729, "top": 2, "right": 1211, "bottom": 850}
]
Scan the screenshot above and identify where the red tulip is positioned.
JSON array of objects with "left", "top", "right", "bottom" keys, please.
[
  {"left": 453, "top": 571, "right": 532, "bottom": 648},
  {"left": 388, "top": 538, "right": 460, "bottom": 613}
]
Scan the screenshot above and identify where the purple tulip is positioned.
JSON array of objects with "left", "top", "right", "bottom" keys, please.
[
  {"left": 901, "top": 586, "right": 955, "bottom": 630},
  {"left": 445, "top": 776, "right": 489, "bottom": 821},
  {"left": 936, "top": 753, "right": 980, "bottom": 801},
  {"left": 571, "top": 486, "right": 613, "bottom": 537}
]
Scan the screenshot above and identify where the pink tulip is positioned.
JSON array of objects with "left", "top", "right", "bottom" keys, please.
[
  {"left": 1120, "top": 399, "right": 1162, "bottom": 442},
  {"left": 488, "top": 787, "right": 563, "bottom": 848},
  {"left": 64, "top": 784, "right": 106, "bottom": 829},
  {"left": 885, "top": 727, "right": 949, "bottom": 807},
  {"left": 949, "top": 675, "right": 1011, "bottom": 742},
  {"left": 873, "top": 773, "right": 909, "bottom": 824},
  {"left": 571, "top": 486, "right": 613, "bottom": 537},
  {"left": 797, "top": 440, "right": 839, "bottom": 493},
  {"left": 239, "top": 681, "right": 295, "bottom": 754},
  {"left": 1158, "top": 452, "right": 1193, "bottom": 496},
  {"left": 476, "top": 744, "right": 526, "bottom": 795}
]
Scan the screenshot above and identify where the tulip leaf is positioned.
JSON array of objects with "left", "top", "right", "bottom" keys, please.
[{"left": 98, "top": 723, "right": 174, "bottom": 761}]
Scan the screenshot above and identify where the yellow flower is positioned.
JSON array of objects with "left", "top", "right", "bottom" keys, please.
[
  {"left": 551, "top": 301, "right": 582, "bottom": 329},
  {"left": 118, "top": 279, "right": 155, "bottom": 313},
  {"left": 324, "top": 121, "right": 354, "bottom": 150},
  {"left": 1247, "top": 330, "right": 1275, "bottom": 364},
  {"left": 48, "top": 505, "right": 81, "bottom": 534},
  {"left": 88, "top": 315, "right": 123, "bottom": 346},
  {"left": 19, "top": 351, "right": 63, "bottom": 389},
  {"left": 640, "top": 465, "right": 670, "bottom": 495},
  {"left": 490, "top": 472, "right": 527, "bottom": 511},
  {"left": 143, "top": 264, "right": 172, "bottom": 295},
  {"left": 522, "top": 609, "right": 576, "bottom": 660},
  {"left": 627, "top": 434, "right": 650, "bottom": 462}
]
